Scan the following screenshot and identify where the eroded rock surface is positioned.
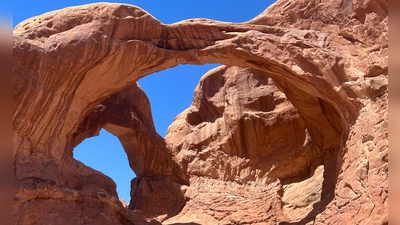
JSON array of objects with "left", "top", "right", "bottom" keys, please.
[
  {"left": 13, "top": 0, "right": 388, "bottom": 224},
  {"left": 164, "top": 66, "right": 318, "bottom": 224}
]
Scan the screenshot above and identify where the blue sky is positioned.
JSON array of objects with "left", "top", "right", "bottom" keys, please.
[{"left": 12, "top": 0, "right": 275, "bottom": 203}]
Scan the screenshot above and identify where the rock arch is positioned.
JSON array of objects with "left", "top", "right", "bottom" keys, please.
[
  {"left": 13, "top": 1, "right": 388, "bottom": 224},
  {"left": 14, "top": 3, "right": 357, "bottom": 159}
]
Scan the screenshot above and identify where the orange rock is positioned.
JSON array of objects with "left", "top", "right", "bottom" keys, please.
[{"left": 13, "top": 0, "right": 388, "bottom": 224}]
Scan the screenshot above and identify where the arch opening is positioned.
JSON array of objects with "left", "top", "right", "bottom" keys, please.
[
  {"left": 73, "top": 128, "right": 135, "bottom": 205},
  {"left": 138, "top": 63, "right": 222, "bottom": 137}
]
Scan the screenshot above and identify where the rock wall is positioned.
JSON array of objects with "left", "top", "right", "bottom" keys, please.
[
  {"left": 166, "top": 66, "right": 313, "bottom": 185},
  {"left": 13, "top": 0, "right": 388, "bottom": 224}
]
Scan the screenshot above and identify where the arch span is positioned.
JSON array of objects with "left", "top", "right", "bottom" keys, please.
[{"left": 13, "top": 3, "right": 358, "bottom": 161}]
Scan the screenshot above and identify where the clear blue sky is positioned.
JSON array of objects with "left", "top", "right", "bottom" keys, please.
[{"left": 12, "top": 0, "right": 275, "bottom": 203}]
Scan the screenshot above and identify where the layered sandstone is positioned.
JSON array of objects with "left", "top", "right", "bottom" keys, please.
[{"left": 13, "top": 0, "right": 388, "bottom": 224}]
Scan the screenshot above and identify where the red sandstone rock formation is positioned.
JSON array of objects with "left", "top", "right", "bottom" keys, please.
[{"left": 13, "top": 0, "right": 388, "bottom": 224}]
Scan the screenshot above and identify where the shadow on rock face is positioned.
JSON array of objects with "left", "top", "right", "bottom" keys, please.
[{"left": 129, "top": 175, "right": 188, "bottom": 220}]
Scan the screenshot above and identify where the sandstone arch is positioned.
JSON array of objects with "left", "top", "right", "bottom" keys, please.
[{"left": 13, "top": 1, "right": 388, "bottom": 224}]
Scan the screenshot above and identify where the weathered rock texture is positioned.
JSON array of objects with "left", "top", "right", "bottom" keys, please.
[{"left": 13, "top": 0, "right": 388, "bottom": 224}]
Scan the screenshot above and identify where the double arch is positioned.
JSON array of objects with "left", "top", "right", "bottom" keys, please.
[{"left": 13, "top": 2, "right": 365, "bottom": 222}]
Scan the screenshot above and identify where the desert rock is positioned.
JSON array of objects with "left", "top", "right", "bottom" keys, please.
[{"left": 13, "top": 0, "right": 388, "bottom": 224}]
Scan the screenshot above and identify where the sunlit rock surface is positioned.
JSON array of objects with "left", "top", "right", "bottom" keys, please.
[{"left": 13, "top": 0, "right": 388, "bottom": 224}]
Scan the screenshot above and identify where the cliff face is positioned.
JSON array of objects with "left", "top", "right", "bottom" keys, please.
[{"left": 13, "top": 0, "right": 388, "bottom": 224}]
